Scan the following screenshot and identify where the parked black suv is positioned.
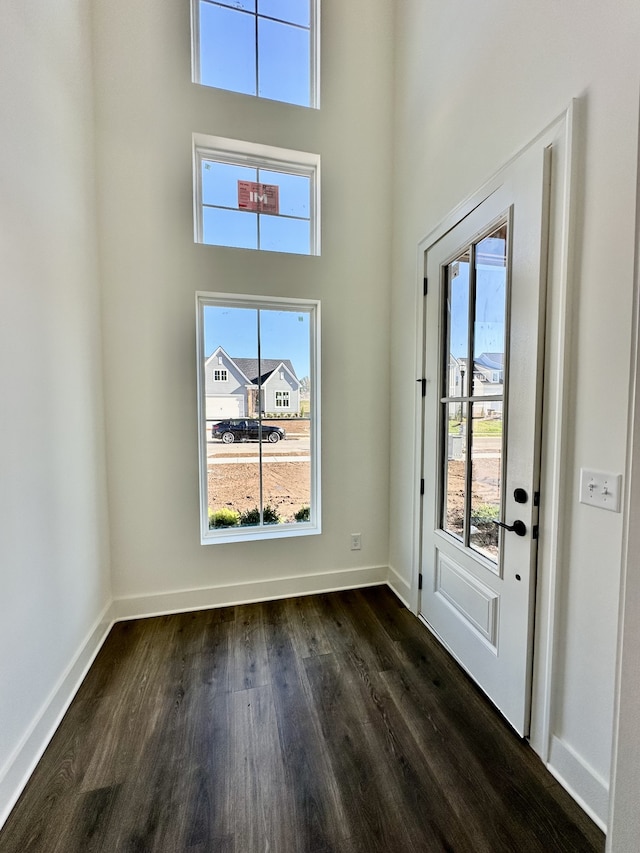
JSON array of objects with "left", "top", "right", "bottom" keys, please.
[{"left": 211, "top": 419, "right": 286, "bottom": 444}]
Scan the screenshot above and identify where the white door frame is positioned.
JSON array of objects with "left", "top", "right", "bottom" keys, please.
[
  {"left": 606, "top": 107, "right": 640, "bottom": 850},
  {"left": 410, "top": 103, "right": 577, "bottom": 771}
]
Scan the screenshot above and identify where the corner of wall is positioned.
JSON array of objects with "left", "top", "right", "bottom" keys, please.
[
  {"left": 112, "top": 566, "right": 389, "bottom": 621},
  {"left": 0, "top": 599, "right": 115, "bottom": 831},
  {"left": 547, "top": 735, "right": 609, "bottom": 832},
  {"left": 386, "top": 564, "right": 414, "bottom": 610}
]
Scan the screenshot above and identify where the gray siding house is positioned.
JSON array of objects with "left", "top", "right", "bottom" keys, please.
[{"left": 204, "top": 346, "right": 301, "bottom": 418}]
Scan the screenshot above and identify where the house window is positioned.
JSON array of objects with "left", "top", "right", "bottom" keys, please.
[
  {"left": 191, "top": 0, "right": 319, "bottom": 108},
  {"left": 197, "top": 292, "right": 320, "bottom": 543},
  {"left": 193, "top": 134, "right": 320, "bottom": 256},
  {"left": 214, "top": 369, "right": 228, "bottom": 381}
]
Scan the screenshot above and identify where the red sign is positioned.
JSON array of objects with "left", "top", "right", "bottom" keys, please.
[{"left": 238, "top": 180, "right": 279, "bottom": 215}]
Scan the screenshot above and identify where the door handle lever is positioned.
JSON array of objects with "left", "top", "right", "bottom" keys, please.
[{"left": 492, "top": 518, "right": 527, "bottom": 537}]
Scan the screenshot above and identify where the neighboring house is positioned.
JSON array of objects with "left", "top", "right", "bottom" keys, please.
[
  {"left": 204, "top": 346, "right": 301, "bottom": 419},
  {"left": 449, "top": 352, "right": 504, "bottom": 417},
  {"left": 473, "top": 352, "right": 503, "bottom": 417}
]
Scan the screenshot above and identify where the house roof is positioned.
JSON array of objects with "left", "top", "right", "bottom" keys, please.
[
  {"left": 476, "top": 352, "right": 504, "bottom": 370},
  {"left": 231, "top": 358, "right": 299, "bottom": 386}
]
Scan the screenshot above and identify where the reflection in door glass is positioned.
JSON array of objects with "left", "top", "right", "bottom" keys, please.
[
  {"left": 473, "top": 224, "right": 507, "bottom": 396},
  {"left": 470, "top": 402, "right": 502, "bottom": 561},
  {"left": 443, "top": 402, "right": 466, "bottom": 540},
  {"left": 445, "top": 249, "right": 470, "bottom": 399}
]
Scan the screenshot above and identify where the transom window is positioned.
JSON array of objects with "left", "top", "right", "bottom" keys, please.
[
  {"left": 192, "top": 0, "right": 319, "bottom": 108},
  {"left": 193, "top": 135, "right": 320, "bottom": 256},
  {"left": 196, "top": 292, "right": 320, "bottom": 543}
]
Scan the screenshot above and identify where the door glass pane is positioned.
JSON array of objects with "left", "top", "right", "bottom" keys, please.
[
  {"left": 470, "top": 402, "right": 502, "bottom": 561},
  {"left": 443, "top": 402, "right": 466, "bottom": 540},
  {"left": 445, "top": 248, "right": 470, "bottom": 399},
  {"left": 473, "top": 224, "right": 507, "bottom": 395}
]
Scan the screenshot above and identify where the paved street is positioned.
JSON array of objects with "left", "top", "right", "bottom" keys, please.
[{"left": 207, "top": 435, "right": 310, "bottom": 462}]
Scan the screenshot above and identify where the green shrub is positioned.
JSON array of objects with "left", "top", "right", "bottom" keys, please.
[
  {"left": 294, "top": 505, "right": 310, "bottom": 522},
  {"left": 470, "top": 503, "right": 499, "bottom": 526},
  {"left": 238, "top": 504, "right": 281, "bottom": 526},
  {"left": 239, "top": 506, "right": 261, "bottom": 526},
  {"left": 209, "top": 507, "right": 240, "bottom": 528},
  {"left": 263, "top": 504, "right": 281, "bottom": 524}
]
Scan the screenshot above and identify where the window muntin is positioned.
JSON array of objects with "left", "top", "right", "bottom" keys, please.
[
  {"left": 192, "top": 0, "right": 319, "bottom": 108},
  {"left": 214, "top": 369, "right": 228, "bottom": 381},
  {"left": 194, "top": 135, "right": 320, "bottom": 256},
  {"left": 197, "top": 292, "right": 320, "bottom": 543}
]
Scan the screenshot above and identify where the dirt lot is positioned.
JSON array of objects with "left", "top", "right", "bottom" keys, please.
[
  {"left": 444, "top": 458, "right": 501, "bottom": 554},
  {"left": 208, "top": 461, "right": 311, "bottom": 524},
  {"left": 208, "top": 446, "right": 500, "bottom": 536}
]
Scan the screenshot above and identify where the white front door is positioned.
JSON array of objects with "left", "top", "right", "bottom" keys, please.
[{"left": 420, "top": 141, "right": 551, "bottom": 736}]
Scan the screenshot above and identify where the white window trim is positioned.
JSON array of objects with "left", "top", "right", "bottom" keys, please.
[
  {"left": 214, "top": 369, "right": 228, "bottom": 381},
  {"left": 196, "top": 291, "right": 321, "bottom": 544},
  {"left": 275, "top": 390, "right": 290, "bottom": 408},
  {"left": 190, "top": 0, "right": 321, "bottom": 109},
  {"left": 193, "top": 133, "right": 321, "bottom": 256}
]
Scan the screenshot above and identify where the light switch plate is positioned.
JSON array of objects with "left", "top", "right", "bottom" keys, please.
[{"left": 579, "top": 469, "right": 622, "bottom": 512}]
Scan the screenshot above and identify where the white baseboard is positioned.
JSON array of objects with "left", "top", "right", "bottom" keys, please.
[
  {"left": 113, "top": 565, "right": 388, "bottom": 621},
  {"left": 547, "top": 734, "right": 609, "bottom": 831},
  {"left": 4, "top": 573, "right": 605, "bottom": 843},
  {"left": 386, "top": 564, "right": 414, "bottom": 610},
  {"left": 0, "top": 600, "right": 114, "bottom": 832}
]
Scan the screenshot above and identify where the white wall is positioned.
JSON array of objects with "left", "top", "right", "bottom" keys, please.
[
  {"left": 389, "top": 0, "right": 640, "bottom": 827},
  {"left": 0, "top": 0, "right": 111, "bottom": 824},
  {"left": 91, "top": 0, "right": 394, "bottom": 609},
  {"left": 4, "top": 0, "right": 638, "bottom": 837}
]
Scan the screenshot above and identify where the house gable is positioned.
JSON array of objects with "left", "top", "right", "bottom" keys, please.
[{"left": 204, "top": 347, "right": 254, "bottom": 397}]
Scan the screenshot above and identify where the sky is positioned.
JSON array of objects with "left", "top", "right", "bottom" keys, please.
[
  {"left": 199, "top": 3, "right": 314, "bottom": 378},
  {"left": 198, "top": 2, "right": 314, "bottom": 254},
  {"left": 448, "top": 234, "right": 507, "bottom": 359},
  {"left": 204, "top": 304, "right": 311, "bottom": 378},
  {"left": 199, "top": 0, "right": 311, "bottom": 107}
]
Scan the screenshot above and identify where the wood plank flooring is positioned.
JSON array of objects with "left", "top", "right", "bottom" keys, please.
[{"left": 0, "top": 587, "right": 605, "bottom": 852}]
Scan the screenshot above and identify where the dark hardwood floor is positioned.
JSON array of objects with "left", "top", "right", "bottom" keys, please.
[{"left": 0, "top": 586, "right": 605, "bottom": 852}]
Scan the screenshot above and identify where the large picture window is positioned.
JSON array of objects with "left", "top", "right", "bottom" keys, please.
[
  {"left": 196, "top": 292, "right": 320, "bottom": 543},
  {"left": 193, "top": 135, "right": 320, "bottom": 256},
  {"left": 191, "top": 0, "right": 319, "bottom": 108}
]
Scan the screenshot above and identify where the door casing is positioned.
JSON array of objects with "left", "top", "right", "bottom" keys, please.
[{"left": 409, "top": 104, "right": 577, "bottom": 768}]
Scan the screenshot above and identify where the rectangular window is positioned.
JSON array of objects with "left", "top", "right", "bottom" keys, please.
[
  {"left": 192, "top": 0, "right": 319, "bottom": 108},
  {"left": 193, "top": 134, "right": 320, "bottom": 256},
  {"left": 214, "top": 369, "right": 228, "bottom": 381},
  {"left": 197, "top": 292, "right": 320, "bottom": 543}
]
